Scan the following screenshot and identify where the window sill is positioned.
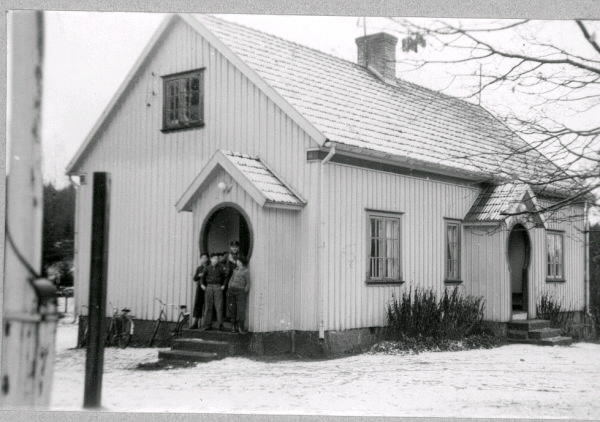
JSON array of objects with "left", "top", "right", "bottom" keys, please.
[
  {"left": 546, "top": 278, "right": 566, "bottom": 283},
  {"left": 365, "top": 279, "right": 404, "bottom": 286},
  {"left": 444, "top": 279, "right": 463, "bottom": 285},
  {"left": 161, "top": 123, "right": 205, "bottom": 133}
]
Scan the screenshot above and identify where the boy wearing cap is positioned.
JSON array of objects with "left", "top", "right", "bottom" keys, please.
[
  {"left": 223, "top": 240, "right": 240, "bottom": 321},
  {"left": 226, "top": 255, "right": 250, "bottom": 333}
]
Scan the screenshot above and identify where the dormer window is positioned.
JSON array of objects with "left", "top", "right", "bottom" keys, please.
[{"left": 162, "top": 69, "right": 205, "bottom": 132}]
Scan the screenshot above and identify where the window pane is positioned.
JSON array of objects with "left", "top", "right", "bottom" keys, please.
[
  {"left": 385, "top": 219, "right": 393, "bottom": 239},
  {"left": 446, "top": 223, "right": 460, "bottom": 279},
  {"left": 555, "top": 235, "right": 563, "bottom": 277},
  {"left": 547, "top": 235, "right": 555, "bottom": 263}
]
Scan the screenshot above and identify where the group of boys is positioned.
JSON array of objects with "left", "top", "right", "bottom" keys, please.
[{"left": 191, "top": 240, "right": 245, "bottom": 333}]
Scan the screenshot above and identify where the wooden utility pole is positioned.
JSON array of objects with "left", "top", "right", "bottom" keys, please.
[
  {"left": 83, "top": 172, "right": 111, "bottom": 408},
  {"left": 1, "top": 11, "right": 58, "bottom": 407}
]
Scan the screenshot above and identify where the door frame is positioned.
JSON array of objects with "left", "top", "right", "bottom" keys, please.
[
  {"left": 506, "top": 222, "right": 531, "bottom": 314},
  {"left": 199, "top": 201, "right": 254, "bottom": 259}
]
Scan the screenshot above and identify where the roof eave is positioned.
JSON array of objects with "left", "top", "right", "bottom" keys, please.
[
  {"left": 263, "top": 201, "right": 305, "bottom": 211},
  {"left": 324, "top": 140, "right": 492, "bottom": 183}
]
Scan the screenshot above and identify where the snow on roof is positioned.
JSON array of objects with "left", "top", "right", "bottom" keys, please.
[
  {"left": 194, "top": 15, "right": 564, "bottom": 186},
  {"left": 464, "top": 182, "right": 544, "bottom": 224},
  {"left": 222, "top": 151, "right": 304, "bottom": 207}
]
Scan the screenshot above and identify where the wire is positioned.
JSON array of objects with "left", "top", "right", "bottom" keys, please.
[{"left": 6, "top": 227, "right": 42, "bottom": 279}]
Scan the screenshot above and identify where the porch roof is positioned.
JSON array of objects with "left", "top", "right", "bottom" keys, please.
[
  {"left": 176, "top": 150, "right": 306, "bottom": 212},
  {"left": 464, "top": 182, "right": 545, "bottom": 225}
]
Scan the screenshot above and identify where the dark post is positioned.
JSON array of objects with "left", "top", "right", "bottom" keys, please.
[{"left": 83, "top": 172, "right": 111, "bottom": 408}]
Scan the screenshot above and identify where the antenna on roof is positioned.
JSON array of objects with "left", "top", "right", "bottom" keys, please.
[
  {"left": 363, "top": 17, "right": 367, "bottom": 37},
  {"left": 478, "top": 64, "right": 483, "bottom": 105}
]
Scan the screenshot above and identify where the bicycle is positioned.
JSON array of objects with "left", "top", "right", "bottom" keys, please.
[
  {"left": 148, "top": 297, "right": 190, "bottom": 347},
  {"left": 77, "top": 305, "right": 89, "bottom": 348},
  {"left": 105, "top": 302, "right": 135, "bottom": 348}
]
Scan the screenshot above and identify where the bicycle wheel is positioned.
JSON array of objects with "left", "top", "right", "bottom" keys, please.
[
  {"left": 105, "top": 320, "right": 115, "bottom": 346},
  {"left": 106, "top": 321, "right": 118, "bottom": 347},
  {"left": 172, "top": 312, "right": 190, "bottom": 339},
  {"left": 148, "top": 319, "right": 161, "bottom": 347},
  {"left": 114, "top": 319, "right": 132, "bottom": 348},
  {"left": 78, "top": 326, "right": 89, "bottom": 348}
]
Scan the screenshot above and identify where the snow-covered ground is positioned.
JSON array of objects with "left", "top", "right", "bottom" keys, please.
[{"left": 51, "top": 299, "right": 600, "bottom": 418}]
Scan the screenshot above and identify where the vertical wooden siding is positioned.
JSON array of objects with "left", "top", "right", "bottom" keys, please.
[
  {"left": 463, "top": 226, "right": 511, "bottom": 321},
  {"left": 321, "top": 162, "right": 480, "bottom": 330},
  {"left": 73, "top": 21, "right": 319, "bottom": 330},
  {"left": 528, "top": 203, "right": 585, "bottom": 315}
]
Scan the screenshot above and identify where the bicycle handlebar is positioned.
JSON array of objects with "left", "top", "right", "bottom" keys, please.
[{"left": 154, "top": 297, "right": 187, "bottom": 310}]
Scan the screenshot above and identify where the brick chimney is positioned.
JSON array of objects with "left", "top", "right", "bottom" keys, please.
[{"left": 355, "top": 32, "right": 398, "bottom": 86}]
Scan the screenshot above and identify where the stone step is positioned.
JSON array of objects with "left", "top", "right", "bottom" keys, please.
[
  {"left": 528, "top": 328, "right": 562, "bottom": 340},
  {"left": 507, "top": 319, "right": 550, "bottom": 331},
  {"left": 511, "top": 312, "right": 528, "bottom": 321},
  {"left": 507, "top": 329, "right": 529, "bottom": 340},
  {"left": 507, "top": 336, "right": 573, "bottom": 346},
  {"left": 538, "top": 336, "right": 573, "bottom": 346},
  {"left": 158, "top": 349, "right": 223, "bottom": 363},
  {"left": 180, "top": 328, "right": 251, "bottom": 343},
  {"left": 171, "top": 338, "right": 248, "bottom": 355}
]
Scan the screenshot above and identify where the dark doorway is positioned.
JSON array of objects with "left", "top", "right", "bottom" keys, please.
[
  {"left": 508, "top": 224, "right": 531, "bottom": 312},
  {"left": 200, "top": 204, "right": 252, "bottom": 258}
]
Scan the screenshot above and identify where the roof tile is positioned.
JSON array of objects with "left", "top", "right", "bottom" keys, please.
[{"left": 196, "top": 15, "right": 564, "bottom": 184}]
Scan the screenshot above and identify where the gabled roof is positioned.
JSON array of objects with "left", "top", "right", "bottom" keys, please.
[
  {"left": 67, "top": 13, "right": 569, "bottom": 193},
  {"left": 464, "top": 182, "right": 545, "bottom": 226},
  {"left": 176, "top": 150, "right": 306, "bottom": 212},
  {"left": 194, "top": 15, "right": 563, "bottom": 185},
  {"left": 65, "top": 14, "right": 326, "bottom": 174}
]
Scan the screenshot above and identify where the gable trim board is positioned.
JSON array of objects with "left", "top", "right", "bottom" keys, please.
[{"left": 66, "top": 14, "right": 327, "bottom": 175}]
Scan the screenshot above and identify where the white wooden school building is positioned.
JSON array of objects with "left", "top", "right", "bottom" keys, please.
[{"left": 66, "top": 14, "right": 589, "bottom": 351}]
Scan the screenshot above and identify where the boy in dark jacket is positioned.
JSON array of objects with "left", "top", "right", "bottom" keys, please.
[
  {"left": 199, "top": 253, "right": 229, "bottom": 331},
  {"left": 223, "top": 241, "right": 240, "bottom": 321}
]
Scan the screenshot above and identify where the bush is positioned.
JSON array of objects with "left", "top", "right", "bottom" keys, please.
[
  {"left": 589, "top": 303, "right": 600, "bottom": 340},
  {"left": 386, "top": 287, "right": 485, "bottom": 341},
  {"left": 536, "top": 292, "right": 575, "bottom": 336}
]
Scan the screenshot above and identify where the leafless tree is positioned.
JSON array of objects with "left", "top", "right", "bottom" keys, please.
[{"left": 388, "top": 18, "right": 599, "bottom": 222}]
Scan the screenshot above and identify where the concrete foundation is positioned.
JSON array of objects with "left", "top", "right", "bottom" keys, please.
[{"left": 77, "top": 311, "right": 589, "bottom": 356}]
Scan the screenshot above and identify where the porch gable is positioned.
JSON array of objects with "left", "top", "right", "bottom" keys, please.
[{"left": 176, "top": 150, "right": 306, "bottom": 212}]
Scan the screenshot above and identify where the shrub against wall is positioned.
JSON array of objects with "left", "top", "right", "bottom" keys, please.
[
  {"left": 386, "top": 287, "right": 485, "bottom": 340},
  {"left": 536, "top": 292, "right": 577, "bottom": 336},
  {"left": 590, "top": 225, "right": 600, "bottom": 338}
]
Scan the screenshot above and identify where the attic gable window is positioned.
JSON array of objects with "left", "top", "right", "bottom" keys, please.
[{"left": 162, "top": 69, "right": 205, "bottom": 132}]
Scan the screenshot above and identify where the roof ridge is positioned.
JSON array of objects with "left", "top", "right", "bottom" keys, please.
[
  {"left": 198, "top": 14, "right": 368, "bottom": 73},
  {"left": 199, "top": 14, "right": 506, "bottom": 118}
]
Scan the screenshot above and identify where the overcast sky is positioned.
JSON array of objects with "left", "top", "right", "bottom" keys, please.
[{"left": 37, "top": 12, "right": 597, "bottom": 187}]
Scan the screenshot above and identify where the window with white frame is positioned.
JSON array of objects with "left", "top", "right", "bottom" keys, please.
[
  {"left": 162, "top": 69, "right": 205, "bottom": 131},
  {"left": 367, "top": 212, "right": 402, "bottom": 282},
  {"left": 445, "top": 220, "right": 461, "bottom": 281},
  {"left": 546, "top": 231, "right": 564, "bottom": 281}
]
